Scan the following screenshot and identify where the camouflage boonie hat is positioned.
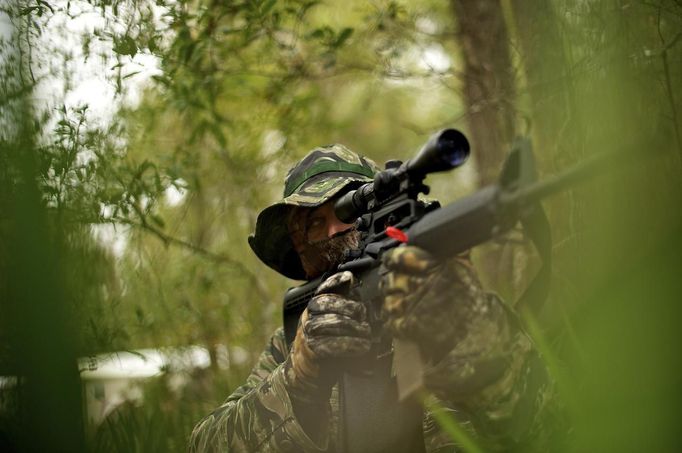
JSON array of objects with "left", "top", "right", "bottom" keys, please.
[{"left": 248, "top": 144, "right": 380, "bottom": 280}]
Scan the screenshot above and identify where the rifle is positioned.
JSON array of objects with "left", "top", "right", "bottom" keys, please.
[{"left": 282, "top": 129, "right": 606, "bottom": 452}]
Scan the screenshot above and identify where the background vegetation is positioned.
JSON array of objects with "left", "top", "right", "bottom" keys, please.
[{"left": 1, "top": 0, "right": 680, "bottom": 451}]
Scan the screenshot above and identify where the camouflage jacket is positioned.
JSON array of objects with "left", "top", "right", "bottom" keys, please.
[{"left": 189, "top": 295, "right": 552, "bottom": 453}]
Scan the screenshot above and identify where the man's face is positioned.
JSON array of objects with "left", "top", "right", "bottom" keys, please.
[
  {"left": 293, "top": 202, "right": 354, "bottom": 245},
  {"left": 288, "top": 201, "right": 359, "bottom": 278}
]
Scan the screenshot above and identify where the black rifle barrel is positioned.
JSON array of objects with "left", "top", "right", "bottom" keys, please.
[
  {"left": 407, "top": 148, "right": 619, "bottom": 257},
  {"left": 507, "top": 148, "right": 616, "bottom": 206}
]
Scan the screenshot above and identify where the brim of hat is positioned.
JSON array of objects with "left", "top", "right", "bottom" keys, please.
[{"left": 248, "top": 173, "right": 373, "bottom": 280}]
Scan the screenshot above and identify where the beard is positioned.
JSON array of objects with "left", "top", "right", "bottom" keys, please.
[{"left": 298, "top": 228, "right": 361, "bottom": 279}]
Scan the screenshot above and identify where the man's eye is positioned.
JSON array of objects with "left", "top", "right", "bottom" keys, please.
[{"left": 306, "top": 217, "right": 325, "bottom": 232}]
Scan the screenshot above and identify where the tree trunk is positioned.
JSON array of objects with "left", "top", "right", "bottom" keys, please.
[
  {"left": 449, "top": 0, "right": 520, "bottom": 298},
  {"left": 450, "top": 0, "right": 516, "bottom": 185}
]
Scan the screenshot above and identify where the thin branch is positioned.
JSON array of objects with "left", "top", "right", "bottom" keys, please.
[
  {"left": 24, "top": 14, "right": 35, "bottom": 83},
  {"left": 119, "top": 216, "right": 271, "bottom": 305},
  {"left": 121, "top": 215, "right": 232, "bottom": 264},
  {"left": 657, "top": 1, "right": 682, "bottom": 162},
  {"left": 661, "top": 31, "right": 682, "bottom": 52}
]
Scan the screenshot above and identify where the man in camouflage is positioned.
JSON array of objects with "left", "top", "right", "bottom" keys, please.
[{"left": 190, "top": 144, "right": 552, "bottom": 452}]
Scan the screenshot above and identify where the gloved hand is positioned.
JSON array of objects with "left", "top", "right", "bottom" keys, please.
[
  {"left": 380, "top": 245, "right": 486, "bottom": 362},
  {"left": 381, "top": 246, "right": 538, "bottom": 413},
  {"left": 284, "top": 271, "right": 372, "bottom": 404}
]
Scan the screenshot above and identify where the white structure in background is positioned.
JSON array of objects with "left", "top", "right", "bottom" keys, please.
[{"left": 79, "top": 345, "right": 248, "bottom": 426}]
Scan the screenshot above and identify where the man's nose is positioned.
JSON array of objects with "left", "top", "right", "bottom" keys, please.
[{"left": 327, "top": 220, "right": 348, "bottom": 238}]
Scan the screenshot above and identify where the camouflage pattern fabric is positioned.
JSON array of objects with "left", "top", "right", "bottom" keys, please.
[
  {"left": 380, "top": 246, "right": 489, "bottom": 362},
  {"left": 189, "top": 257, "right": 554, "bottom": 452},
  {"left": 381, "top": 246, "right": 556, "bottom": 450},
  {"left": 283, "top": 271, "right": 371, "bottom": 406},
  {"left": 248, "top": 145, "right": 380, "bottom": 280},
  {"left": 189, "top": 328, "right": 330, "bottom": 453},
  {"left": 300, "top": 271, "right": 371, "bottom": 361}
]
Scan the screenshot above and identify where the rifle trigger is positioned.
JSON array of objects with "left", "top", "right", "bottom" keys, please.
[{"left": 386, "top": 226, "right": 408, "bottom": 243}]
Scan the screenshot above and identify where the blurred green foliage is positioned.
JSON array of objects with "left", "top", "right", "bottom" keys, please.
[{"left": 1, "top": 0, "right": 681, "bottom": 451}]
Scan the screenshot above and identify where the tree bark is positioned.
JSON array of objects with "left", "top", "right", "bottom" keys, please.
[{"left": 450, "top": 0, "right": 516, "bottom": 185}]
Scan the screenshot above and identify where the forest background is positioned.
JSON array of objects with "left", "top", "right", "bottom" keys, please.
[{"left": 1, "top": 0, "right": 681, "bottom": 451}]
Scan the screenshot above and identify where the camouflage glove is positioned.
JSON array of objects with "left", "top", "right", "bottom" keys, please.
[
  {"left": 284, "top": 271, "right": 372, "bottom": 404},
  {"left": 380, "top": 245, "right": 486, "bottom": 362}
]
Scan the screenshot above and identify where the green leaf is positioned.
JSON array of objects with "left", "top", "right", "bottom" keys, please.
[
  {"left": 307, "top": 26, "right": 333, "bottom": 41},
  {"left": 151, "top": 74, "right": 170, "bottom": 87},
  {"left": 123, "top": 71, "right": 142, "bottom": 80},
  {"left": 113, "top": 35, "right": 138, "bottom": 57},
  {"left": 209, "top": 122, "right": 227, "bottom": 147},
  {"left": 334, "top": 27, "right": 354, "bottom": 48},
  {"left": 423, "top": 397, "right": 484, "bottom": 453},
  {"left": 148, "top": 36, "right": 159, "bottom": 53},
  {"left": 260, "top": 0, "right": 276, "bottom": 15},
  {"left": 18, "top": 6, "right": 39, "bottom": 17}
]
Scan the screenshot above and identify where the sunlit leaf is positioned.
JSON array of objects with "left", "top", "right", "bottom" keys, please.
[{"left": 113, "top": 35, "right": 138, "bottom": 57}]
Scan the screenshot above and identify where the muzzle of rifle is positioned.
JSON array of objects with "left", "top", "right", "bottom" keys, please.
[{"left": 405, "top": 128, "right": 469, "bottom": 176}]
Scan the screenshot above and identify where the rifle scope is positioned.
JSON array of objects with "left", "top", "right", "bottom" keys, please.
[
  {"left": 406, "top": 128, "right": 469, "bottom": 176},
  {"left": 335, "top": 129, "right": 470, "bottom": 224}
]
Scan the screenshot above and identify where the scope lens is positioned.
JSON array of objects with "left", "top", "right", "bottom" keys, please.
[
  {"left": 438, "top": 130, "right": 469, "bottom": 167},
  {"left": 441, "top": 141, "right": 468, "bottom": 166}
]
